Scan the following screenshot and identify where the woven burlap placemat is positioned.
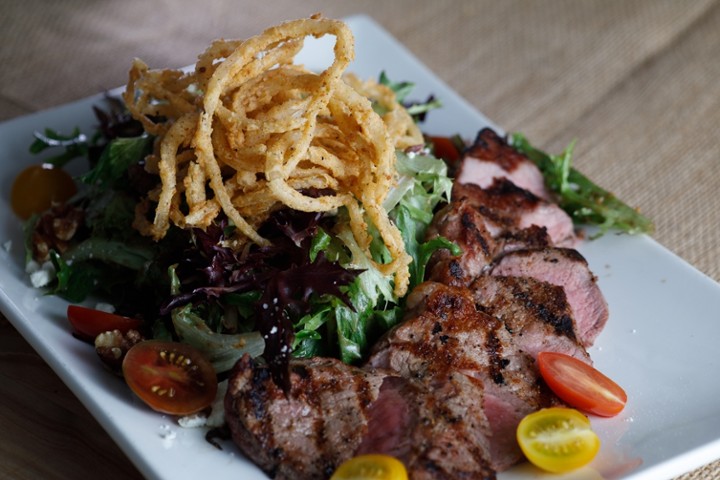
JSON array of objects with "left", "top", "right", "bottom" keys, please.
[{"left": 1, "top": 1, "right": 718, "bottom": 478}]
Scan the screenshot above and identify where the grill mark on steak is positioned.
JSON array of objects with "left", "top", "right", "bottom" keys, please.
[
  {"left": 461, "top": 211, "right": 493, "bottom": 255},
  {"left": 425, "top": 178, "right": 572, "bottom": 286},
  {"left": 225, "top": 355, "right": 496, "bottom": 479},
  {"left": 457, "top": 128, "right": 552, "bottom": 201},
  {"left": 495, "top": 224, "right": 552, "bottom": 257},
  {"left": 425, "top": 200, "right": 497, "bottom": 286},
  {"left": 475, "top": 179, "right": 543, "bottom": 226},
  {"left": 491, "top": 247, "right": 609, "bottom": 347},
  {"left": 490, "top": 276, "right": 575, "bottom": 338},
  {"left": 485, "top": 329, "right": 506, "bottom": 385},
  {"left": 455, "top": 180, "right": 577, "bottom": 248},
  {"left": 368, "top": 282, "right": 557, "bottom": 471},
  {"left": 520, "top": 290, "right": 575, "bottom": 336},
  {"left": 471, "top": 275, "right": 591, "bottom": 363}
]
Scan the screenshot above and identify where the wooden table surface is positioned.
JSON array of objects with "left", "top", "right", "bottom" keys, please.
[{"left": 1, "top": 1, "right": 719, "bottom": 479}]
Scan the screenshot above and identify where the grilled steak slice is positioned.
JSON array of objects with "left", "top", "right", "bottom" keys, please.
[
  {"left": 495, "top": 224, "right": 553, "bottom": 255},
  {"left": 491, "top": 247, "right": 608, "bottom": 346},
  {"left": 470, "top": 275, "right": 591, "bottom": 363},
  {"left": 225, "top": 356, "right": 381, "bottom": 479},
  {"left": 225, "top": 355, "right": 496, "bottom": 480},
  {"left": 454, "top": 180, "right": 576, "bottom": 248},
  {"left": 425, "top": 198, "right": 498, "bottom": 286},
  {"left": 368, "top": 282, "right": 557, "bottom": 471},
  {"left": 358, "top": 374, "right": 496, "bottom": 480},
  {"left": 457, "top": 128, "right": 552, "bottom": 201},
  {"left": 424, "top": 179, "right": 565, "bottom": 286}
]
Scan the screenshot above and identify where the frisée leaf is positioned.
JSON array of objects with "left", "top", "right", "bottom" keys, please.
[
  {"left": 378, "top": 72, "right": 442, "bottom": 121},
  {"left": 511, "top": 133, "right": 654, "bottom": 237}
]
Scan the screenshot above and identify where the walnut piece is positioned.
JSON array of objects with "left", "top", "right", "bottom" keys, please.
[
  {"left": 32, "top": 204, "right": 85, "bottom": 262},
  {"left": 95, "top": 329, "right": 145, "bottom": 372}
]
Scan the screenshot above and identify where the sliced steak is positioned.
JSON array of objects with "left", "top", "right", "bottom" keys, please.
[
  {"left": 454, "top": 180, "right": 577, "bottom": 248},
  {"left": 424, "top": 179, "right": 568, "bottom": 286},
  {"left": 491, "top": 247, "right": 609, "bottom": 346},
  {"left": 225, "top": 356, "right": 381, "bottom": 479},
  {"left": 368, "top": 282, "right": 558, "bottom": 471},
  {"left": 470, "top": 275, "right": 591, "bottom": 363},
  {"left": 358, "top": 374, "right": 496, "bottom": 480},
  {"left": 495, "top": 224, "right": 553, "bottom": 255},
  {"left": 457, "top": 128, "right": 552, "bottom": 201},
  {"left": 225, "top": 355, "right": 496, "bottom": 480},
  {"left": 425, "top": 198, "right": 498, "bottom": 286}
]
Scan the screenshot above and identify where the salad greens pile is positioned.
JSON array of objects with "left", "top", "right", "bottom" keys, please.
[{"left": 25, "top": 79, "right": 453, "bottom": 386}]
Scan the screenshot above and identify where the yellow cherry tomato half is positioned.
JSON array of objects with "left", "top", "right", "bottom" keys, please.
[
  {"left": 331, "top": 454, "right": 408, "bottom": 480},
  {"left": 10, "top": 163, "right": 77, "bottom": 219},
  {"left": 517, "top": 407, "right": 600, "bottom": 474}
]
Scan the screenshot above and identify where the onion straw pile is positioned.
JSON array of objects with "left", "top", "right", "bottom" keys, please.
[{"left": 123, "top": 15, "right": 423, "bottom": 296}]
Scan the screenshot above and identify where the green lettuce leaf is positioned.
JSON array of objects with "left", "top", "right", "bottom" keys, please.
[
  {"left": 511, "top": 133, "right": 654, "bottom": 237},
  {"left": 171, "top": 304, "right": 265, "bottom": 373},
  {"left": 80, "top": 135, "right": 152, "bottom": 188}
]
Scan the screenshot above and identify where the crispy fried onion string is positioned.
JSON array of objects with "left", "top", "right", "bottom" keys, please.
[{"left": 123, "top": 16, "right": 422, "bottom": 296}]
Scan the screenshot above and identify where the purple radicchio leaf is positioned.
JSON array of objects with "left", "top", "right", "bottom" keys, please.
[{"left": 160, "top": 209, "right": 362, "bottom": 391}]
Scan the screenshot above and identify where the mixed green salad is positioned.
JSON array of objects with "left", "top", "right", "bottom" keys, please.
[{"left": 20, "top": 79, "right": 458, "bottom": 387}]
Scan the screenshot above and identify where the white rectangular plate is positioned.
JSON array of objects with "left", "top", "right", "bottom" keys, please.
[{"left": 1, "top": 14, "right": 719, "bottom": 480}]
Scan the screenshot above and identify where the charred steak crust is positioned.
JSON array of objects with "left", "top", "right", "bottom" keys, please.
[
  {"left": 369, "top": 282, "right": 558, "bottom": 471},
  {"left": 490, "top": 247, "right": 609, "bottom": 347},
  {"left": 465, "top": 128, "right": 532, "bottom": 174},
  {"left": 462, "top": 179, "right": 545, "bottom": 225},
  {"left": 425, "top": 199, "right": 497, "bottom": 286},
  {"left": 453, "top": 180, "right": 576, "bottom": 248},
  {"left": 470, "top": 275, "right": 591, "bottom": 363},
  {"left": 494, "top": 224, "right": 552, "bottom": 255},
  {"left": 225, "top": 355, "right": 384, "bottom": 479},
  {"left": 425, "top": 179, "right": 572, "bottom": 287},
  {"left": 456, "top": 128, "right": 552, "bottom": 201},
  {"left": 225, "top": 355, "right": 497, "bottom": 480}
]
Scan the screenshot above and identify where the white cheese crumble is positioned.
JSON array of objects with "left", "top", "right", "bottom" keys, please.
[
  {"left": 178, "top": 413, "right": 207, "bottom": 429},
  {"left": 25, "top": 260, "right": 40, "bottom": 274},
  {"left": 158, "top": 424, "right": 177, "bottom": 449},
  {"left": 94, "top": 302, "right": 116, "bottom": 313},
  {"left": 28, "top": 261, "right": 56, "bottom": 288}
]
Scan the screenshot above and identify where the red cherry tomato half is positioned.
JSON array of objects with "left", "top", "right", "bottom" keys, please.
[
  {"left": 428, "top": 135, "right": 461, "bottom": 164},
  {"left": 67, "top": 305, "right": 142, "bottom": 342},
  {"left": 11, "top": 164, "right": 77, "bottom": 219},
  {"left": 122, "top": 341, "right": 218, "bottom": 416},
  {"left": 537, "top": 352, "right": 627, "bottom": 417}
]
